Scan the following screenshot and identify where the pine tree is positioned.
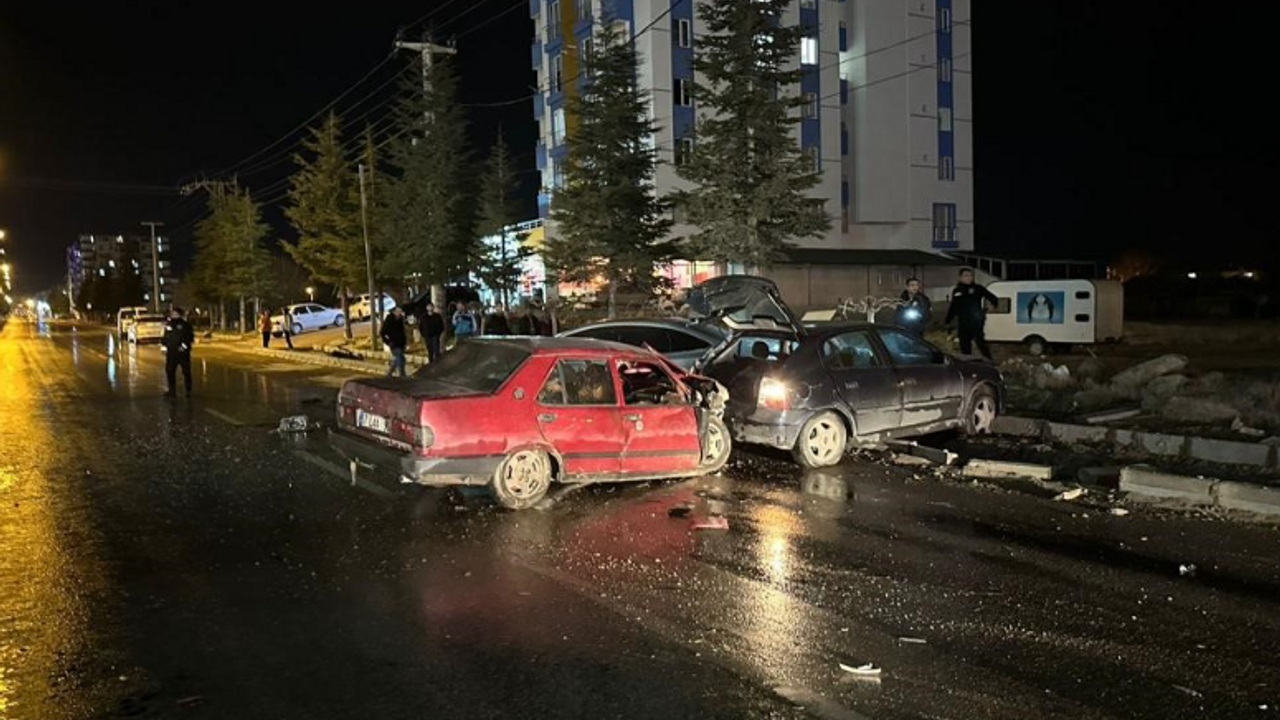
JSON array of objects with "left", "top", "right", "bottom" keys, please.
[
  {"left": 284, "top": 112, "right": 365, "bottom": 337},
  {"left": 545, "top": 20, "right": 674, "bottom": 319},
  {"left": 675, "top": 0, "right": 830, "bottom": 267},
  {"left": 473, "top": 130, "right": 532, "bottom": 311},
  {"left": 189, "top": 183, "right": 272, "bottom": 331},
  {"left": 378, "top": 57, "right": 472, "bottom": 299}
]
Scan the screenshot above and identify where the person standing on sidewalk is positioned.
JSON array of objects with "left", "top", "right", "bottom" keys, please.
[
  {"left": 451, "top": 302, "right": 477, "bottom": 344},
  {"left": 280, "top": 306, "right": 295, "bottom": 350},
  {"left": 162, "top": 306, "right": 195, "bottom": 397},
  {"left": 259, "top": 310, "right": 272, "bottom": 348},
  {"left": 418, "top": 302, "right": 445, "bottom": 364},
  {"left": 381, "top": 306, "right": 409, "bottom": 378},
  {"left": 945, "top": 268, "right": 998, "bottom": 359}
]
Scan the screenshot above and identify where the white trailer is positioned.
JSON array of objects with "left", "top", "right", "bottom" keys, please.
[{"left": 983, "top": 279, "right": 1123, "bottom": 355}]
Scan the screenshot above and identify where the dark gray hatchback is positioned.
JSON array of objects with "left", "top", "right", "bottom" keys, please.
[{"left": 686, "top": 276, "right": 1005, "bottom": 468}]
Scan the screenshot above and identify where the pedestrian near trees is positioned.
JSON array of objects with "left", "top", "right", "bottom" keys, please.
[
  {"left": 162, "top": 306, "right": 195, "bottom": 397},
  {"left": 945, "top": 268, "right": 998, "bottom": 359},
  {"left": 381, "top": 306, "right": 409, "bottom": 378},
  {"left": 259, "top": 310, "right": 272, "bottom": 348},
  {"left": 418, "top": 302, "right": 445, "bottom": 363}
]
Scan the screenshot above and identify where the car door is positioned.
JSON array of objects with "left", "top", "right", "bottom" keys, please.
[
  {"left": 534, "top": 358, "right": 626, "bottom": 477},
  {"left": 821, "top": 330, "right": 903, "bottom": 434},
  {"left": 289, "top": 306, "right": 309, "bottom": 331},
  {"left": 305, "top": 304, "right": 329, "bottom": 329},
  {"left": 615, "top": 358, "right": 702, "bottom": 474},
  {"left": 875, "top": 328, "right": 963, "bottom": 426}
]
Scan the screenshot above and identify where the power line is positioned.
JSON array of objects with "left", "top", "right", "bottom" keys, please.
[{"left": 0, "top": 176, "right": 179, "bottom": 195}]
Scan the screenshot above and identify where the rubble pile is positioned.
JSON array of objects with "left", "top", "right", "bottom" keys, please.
[{"left": 1001, "top": 354, "right": 1280, "bottom": 437}]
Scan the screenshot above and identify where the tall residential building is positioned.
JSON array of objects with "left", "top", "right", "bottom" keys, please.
[
  {"left": 531, "top": 0, "right": 974, "bottom": 305},
  {"left": 68, "top": 233, "right": 177, "bottom": 308}
]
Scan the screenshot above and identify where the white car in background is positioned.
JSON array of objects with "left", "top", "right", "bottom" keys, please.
[
  {"left": 127, "top": 314, "right": 167, "bottom": 344},
  {"left": 271, "top": 303, "right": 345, "bottom": 336},
  {"left": 349, "top": 293, "right": 397, "bottom": 321}
]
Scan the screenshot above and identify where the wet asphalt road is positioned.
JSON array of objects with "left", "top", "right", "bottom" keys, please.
[{"left": 1, "top": 321, "right": 1278, "bottom": 720}]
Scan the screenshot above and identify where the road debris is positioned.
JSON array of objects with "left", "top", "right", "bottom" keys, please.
[
  {"left": 276, "top": 414, "right": 311, "bottom": 434},
  {"left": 1082, "top": 407, "right": 1142, "bottom": 425},
  {"left": 1172, "top": 684, "right": 1203, "bottom": 698},
  {"left": 1054, "top": 487, "right": 1086, "bottom": 502},
  {"left": 1179, "top": 563, "right": 1197, "bottom": 578},
  {"left": 1108, "top": 507, "right": 1131, "bottom": 517},
  {"left": 692, "top": 516, "right": 729, "bottom": 531},
  {"left": 898, "top": 637, "right": 928, "bottom": 645},
  {"left": 1231, "top": 417, "right": 1267, "bottom": 438},
  {"left": 176, "top": 696, "right": 206, "bottom": 709},
  {"left": 963, "top": 458, "right": 1055, "bottom": 481},
  {"left": 839, "top": 662, "right": 882, "bottom": 677}
]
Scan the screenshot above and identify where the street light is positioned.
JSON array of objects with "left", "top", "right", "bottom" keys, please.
[{"left": 306, "top": 286, "right": 315, "bottom": 302}]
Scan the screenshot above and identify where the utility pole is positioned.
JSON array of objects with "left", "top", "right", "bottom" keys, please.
[
  {"left": 395, "top": 33, "right": 457, "bottom": 312},
  {"left": 141, "top": 221, "right": 164, "bottom": 312},
  {"left": 358, "top": 163, "right": 378, "bottom": 350}
]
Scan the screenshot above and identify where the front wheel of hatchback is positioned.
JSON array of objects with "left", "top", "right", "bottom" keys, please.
[
  {"left": 792, "top": 411, "right": 848, "bottom": 468},
  {"left": 699, "top": 416, "right": 732, "bottom": 474},
  {"left": 491, "top": 448, "right": 553, "bottom": 510},
  {"left": 963, "top": 386, "right": 999, "bottom": 436}
]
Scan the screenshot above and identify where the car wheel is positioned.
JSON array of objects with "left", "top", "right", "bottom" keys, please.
[
  {"left": 1026, "top": 335, "right": 1047, "bottom": 357},
  {"left": 292, "top": 323, "right": 304, "bottom": 336},
  {"left": 699, "top": 416, "right": 732, "bottom": 474},
  {"left": 334, "top": 315, "right": 346, "bottom": 328},
  {"left": 792, "top": 411, "right": 848, "bottom": 468},
  {"left": 491, "top": 449, "right": 553, "bottom": 510},
  {"left": 964, "top": 385, "right": 999, "bottom": 435}
]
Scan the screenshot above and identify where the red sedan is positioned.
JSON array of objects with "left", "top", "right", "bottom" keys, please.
[{"left": 329, "top": 338, "right": 732, "bottom": 509}]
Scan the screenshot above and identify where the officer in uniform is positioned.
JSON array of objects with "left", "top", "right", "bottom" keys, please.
[
  {"left": 944, "top": 268, "right": 998, "bottom": 359},
  {"left": 895, "top": 277, "right": 932, "bottom": 337},
  {"left": 162, "top": 306, "right": 196, "bottom": 397}
]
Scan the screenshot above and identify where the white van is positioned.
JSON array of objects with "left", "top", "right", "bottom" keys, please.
[
  {"left": 983, "top": 279, "right": 1123, "bottom": 355},
  {"left": 117, "top": 306, "right": 150, "bottom": 336}
]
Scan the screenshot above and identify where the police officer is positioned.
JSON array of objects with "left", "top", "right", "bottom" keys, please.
[
  {"left": 162, "top": 306, "right": 195, "bottom": 397},
  {"left": 895, "top": 277, "right": 932, "bottom": 337},
  {"left": 945, "top": 268, "right": 998, "bottom": 359}
]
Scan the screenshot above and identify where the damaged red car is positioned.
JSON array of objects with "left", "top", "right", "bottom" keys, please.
[{"left": 329, "top": 338, "right": 731, "bottom": 509}]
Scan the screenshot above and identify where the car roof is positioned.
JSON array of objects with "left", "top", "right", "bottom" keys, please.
[
  {"left": 562, "top": 317, "right": 725, "bottom": 340},
  {"left": 473, "top": 336, "right": 658, "bottom": 357}
]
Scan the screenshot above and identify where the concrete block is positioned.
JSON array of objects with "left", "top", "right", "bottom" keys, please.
[
  {"left": 1214, "top": 482, "right": 1280, "bottom": 517},
  {"left": 992, "top": 416, "right": 1044, "bottom": 438},
  {"left": 1046, "top": 422, "right": 1110, "bottom": 445},
  {"left": 1133, "top": 431, "right": 1187, "bottom": 457},
  {"left": 1186, "top": 437, "right": 1273, "bottom": 468},
  {"left": 1077, "top": 467, "right": 1122, "bottom": 487},
  {"left": 1112, "top": 428, "right": 1136, "bottom": 448},
  {"left": 963, "top": 459, "right": 1055, "bottom": 481},
  {"left": 1119, "top": 466, "right": 1217, "bottom": 505}
]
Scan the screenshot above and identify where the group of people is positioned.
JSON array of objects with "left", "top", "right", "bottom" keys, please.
[
  {"left": 380, "top": 301, "right": 555, "bottom": 378},
  {"left": 895, "top": 267, "right": 998, "bottom": 359},
  {"left": 259, "top": 308, "right": 294, "bottom": 350}
]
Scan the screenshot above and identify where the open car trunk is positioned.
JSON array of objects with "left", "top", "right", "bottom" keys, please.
[{"left": 687, "top": 276, "right": 805, "bottom": 374}]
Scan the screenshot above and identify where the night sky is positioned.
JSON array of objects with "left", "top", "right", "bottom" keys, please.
[{"left": 0, "top": 1, "right": 1275, "bottom": 293}]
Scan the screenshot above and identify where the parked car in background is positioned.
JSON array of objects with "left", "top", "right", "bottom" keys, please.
[
  {"left": 117, "top": 306, "right": 149, "bottom": 336},
  {"left": 685, "top": 276, "right": 1006, "bottom": 468},
  {"left": 329, "top": 338, "right": 730, "bottom": 510},
  {"left": 126, "top": 314, "right": 167, "bottom": 344},
  {"left": 349, "top": 293, "right": 398, "bottom": 322},
  {"left": 558, "top": 318, "right": 727, "bottom": 369},
  {"left": 271, "top": 303, "right": 345, "bottom": 336}
]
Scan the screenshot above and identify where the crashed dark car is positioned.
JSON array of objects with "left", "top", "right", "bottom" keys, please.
[{"left": 687, "top": 276, "right": 1005, "bottom": 468}]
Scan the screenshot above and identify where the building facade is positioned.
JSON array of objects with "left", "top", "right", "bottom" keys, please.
[
  {"left": 69, "top": 233, "right": 176, "bottom": 309},
  {"left": 530, "top": 0, "right": 973, "bottom": 306}
]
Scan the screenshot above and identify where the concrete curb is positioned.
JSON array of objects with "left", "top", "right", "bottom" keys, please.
[
  {"left": 319, "top": 344, "right": 430, "bottom": 366},
  {"left": 993, "top": 416, "right": 1279, "bottom": 470},
  {"left": 1117, "top": 467, "right": 1280, "bottom": 518},
  {"left": 1215, "top": 482, "right": 1280, "bottom": 516},
  {"left": 249, "top": 347, "right": 388, "bottom": 375}
]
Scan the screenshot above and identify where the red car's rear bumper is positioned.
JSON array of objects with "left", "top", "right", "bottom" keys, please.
[{"left": 328, "top": 429, "right": 501, "bottom": 487}]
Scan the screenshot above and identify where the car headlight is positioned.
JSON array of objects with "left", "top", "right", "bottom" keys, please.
[{"left": 758, "top": 377, "right": 790, "bottom": 411}]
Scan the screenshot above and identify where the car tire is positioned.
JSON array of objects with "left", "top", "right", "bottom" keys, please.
[
  {"left": 334, "top": 315, "right": 346, "bottom": 328},
  {"left": 699, "top": 416, "right": 732, "bottom": 474},
  {"left": 491, "top": 449, "right": 553, "bottom": 510},
  {"left": 1026, "top": 335, "right": 1047, "bottom": 357},
  {"left": 963, "top": 385, "right": 999, "bottom": 436},
  {"left": 792, "top": 411, "right": 848, "bottom": 469},
  {"left": 292, "top": 323, "right": 304, "bottom": 336}
]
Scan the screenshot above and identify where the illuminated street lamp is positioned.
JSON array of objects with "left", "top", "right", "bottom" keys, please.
[{"left": 306, "top": 286, "right": 315, "bottom": 302}]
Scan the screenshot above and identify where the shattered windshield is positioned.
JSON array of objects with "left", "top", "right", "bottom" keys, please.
[{"left": 411, "top": 341, "right": 529, "bottom": 393}]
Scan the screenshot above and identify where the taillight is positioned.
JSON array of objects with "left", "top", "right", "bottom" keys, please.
[
  {"left": 390, "top": 418, "right": 434, "bottom": 448},
  {"left": 338, "top": 401, "right": 356, "bottom": 424},
  {"left": 758, "top": 377, "right": 790, "bottom": 411}
]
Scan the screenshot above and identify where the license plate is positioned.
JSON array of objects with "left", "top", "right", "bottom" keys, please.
[{"left": 356, "top": 409, "right": 389, "bottom": 434}]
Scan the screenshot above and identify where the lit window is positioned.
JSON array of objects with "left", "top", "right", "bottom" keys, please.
[
  {"left": 553, "top": 108, "right": 567, "bottom": 145},
  {"left": 938, "top": 106, "right": 953, "bottom": 133},
  {"left": 801, "top": 36, "right": 818, "bottom": 65},
  {"left": 108, "top": 260, "right": 116, "bottom": 268},
  {"left": 676, "top": 78, "right": 692, "bottom": 107},
  {"left": 98, "top": 268, "right": 106, "bottom": 277},
  {"left": 677, "top": 19, "right": 692, "bottom": 48},
  {"left": 802, "top": 92, "right": 818, "bottom": 119}
]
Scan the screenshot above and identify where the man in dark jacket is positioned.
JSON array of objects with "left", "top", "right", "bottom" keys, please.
[
  {"left": 945, "top": 268, "right": 998, "bottom": 359},
  {"left": 895, "top": 277, "right": 932, "bottom": 337},
  {"left": 381, "top": 306, "right": 409, "bottom": 378},
  {"left": 162, "top": 306, "right": 196, "bottom": 397},
  {"left": 417, "top": 302, "right": 445, "bottom": 363}
]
